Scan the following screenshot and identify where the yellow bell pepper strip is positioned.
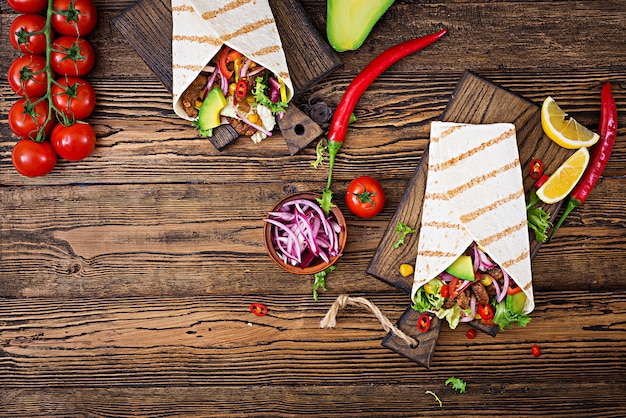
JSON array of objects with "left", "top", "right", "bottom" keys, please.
[{"left": 318, "top": 29, "right": 448, "bottom": 214}]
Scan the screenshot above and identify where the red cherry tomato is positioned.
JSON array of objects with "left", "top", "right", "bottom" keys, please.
[
  {"left": 7, "top": 0, "right": 48, "bottom": 14},
  {"left": 440, "top": 284, "right": 450, "bottom": 299},
  {"left": 51, "top": 0, "right": 98, "bottom": 36},
  {"left": 466, "top": 329, "right": 477, "bottom": 339},
  {"left": 50, "top": 122, "right": 96, "bottom": 161},
  {"left": 50, "top": 36, "right": 95, "bottom": 77},
  {"left": 417, "top": 313, "right": 431, "bottom": 333},
  {"left": 8, "top": 98, "right": 55, "bottom": 140},
  {"left": 12, "top": 139, "right": 57, "bottom": 177},
  {"left": 51, "top": 76, "right": 96, "bottom": 121},
  {"left": 249, "top": 303, "right": 268, "bottom": 317},
  {"left": 345, "top": 176, "right": 386, "bottom": 218},
  {"left": 10, "top": 13, "right": 49, "bottom": 55},
  {"left": 477, "top": 304, "right": 495, "bottom": 321},
  {"left": 531, "top": 344, "right": 541, "bottom": 358},
  {"left": 8, "top": 54, "right": 50, "bottom": 98}
]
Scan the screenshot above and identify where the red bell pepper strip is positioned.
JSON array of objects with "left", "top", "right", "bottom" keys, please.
[
  {"left": 318, "top": 28, "right": 448, "bottom": 213},
  {"left": 549, "top": 82, "right": 618, "bottom": 240}
]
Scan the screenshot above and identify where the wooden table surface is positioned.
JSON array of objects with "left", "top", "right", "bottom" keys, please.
[{"left": 1, "top": 1, "right": 625, "bottom": 416}]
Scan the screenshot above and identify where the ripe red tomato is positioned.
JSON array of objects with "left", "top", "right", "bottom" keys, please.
[
  {"left": 51, "top": 0, "right": 98, "bottom": 36},
  {"left": 50, "top": 36, "right": 95, "bottom": 77},
  {"left": 9, "top": 98, "right": 55, "bottom": 140},
  {"left": 51, "top": 122, "right": 96, "bottom": 161},
  {"left": 10, "top": 13, "right": 49, "bottom": 55},
  {"left": 50, "top": 77, "right": 96, "bottom": 121},
  {"left": 8, "top": 54, "right": 50, "bottom": 98},
  {"left": 7, "top": 0, "right": 47, "bottom": 13},
  {"left": 12, "top": 139, "right": 57, "bottom": 177},
  {"left": 345, "top": 176, "right": 386, "bottom": 218}
]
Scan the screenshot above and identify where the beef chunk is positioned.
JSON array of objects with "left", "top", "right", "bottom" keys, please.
[
  {"left": 226, "top": 117, "right": 257, "bottom": 137},
  {"left": 471, "top": 281, "right": 490, "bottom": 305},
  {"left": 455, "top": 288, "right": 471, "bottom": 310},
  {"left": 180, "top": 74, "right": 208, "bottom": 118}
]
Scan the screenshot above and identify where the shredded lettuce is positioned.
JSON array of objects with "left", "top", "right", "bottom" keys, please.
[
  {"left": 493, "top": 294, "right": 532, "bottom": 331},
  {"left": 253, "top": 76, "right": 288, "bottom": 115},
  {"left": 412, "top": 278, "right": 445, "bottom": 312}
]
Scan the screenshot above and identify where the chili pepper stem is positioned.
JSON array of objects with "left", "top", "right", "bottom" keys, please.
[{"left": 548, "top": 197, "right": 580, "bottom": 242}]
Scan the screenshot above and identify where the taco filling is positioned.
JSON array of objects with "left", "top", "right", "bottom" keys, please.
[{"left": 412, "top": 242, "right": 531, "bottom": 331}]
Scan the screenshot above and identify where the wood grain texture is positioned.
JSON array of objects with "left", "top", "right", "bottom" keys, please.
[{"left": 1, "top": 0, "right": 626, "bottom": 415}]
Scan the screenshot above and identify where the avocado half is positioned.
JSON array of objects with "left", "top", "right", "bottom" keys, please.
[{"left": 326, "top": 0, "right": 395, "bottom": 52}]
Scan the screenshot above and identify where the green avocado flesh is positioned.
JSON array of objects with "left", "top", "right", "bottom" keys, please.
[
  {"left": 326, "top": 0, "right": 395, "bottom": 52},
  {"left": 197, "top": 87, "right": 226, "bottom": 137},
  {"left": 509, "top": 291, "right": 527, "bottom": 314},
  {"left": 445, "top": 255, "right": 475, "bottom": 281}
]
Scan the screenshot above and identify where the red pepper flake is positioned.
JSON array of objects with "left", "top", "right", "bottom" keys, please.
[
  {"left": 249, "top": 303, "right": 268, "bottom": 317},
  {"left": 466, "top": 329, "right": 476, "bottom": 339},
  {"left": 417, "top": 313, "right": 431, "bottom": 333},
  {"left": 532, "top": 344, "right": 541, "bottom": 357},
  {"left": 529, "top": 158, "right": 544, "bottom": 180}
]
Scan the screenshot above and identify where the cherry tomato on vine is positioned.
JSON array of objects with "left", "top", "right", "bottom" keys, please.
[
  {"left": 345, "top": 176, "right": 386, "bottom": 218},
  {"left": 51, "top": 122, "right": 96, "bottom": 161},
  {"left": 7, "top": 0, "right": 47, "bottom": 13},
  {"left": 51, "top": 76, "right": 96, "bottom": 121},
  {"left": 8, "top": 54, "right": 50, "bottom": 98},
  {"left": 50, "top": 36, "right": 95, "bottom": 77},
  {"left": 12, "top": 139, "right": 57, "bottom": 177},
  {"left": 51, "top": 0, "right": 98, "bottom": 37},
  {"left": 10, "top": 13, "right": 49, "bottom": 55},
  {"left": 9, "top": 98, "right": 55, "bottom": 140}
]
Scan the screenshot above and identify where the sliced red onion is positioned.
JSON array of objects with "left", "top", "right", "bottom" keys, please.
[
  {"left": 460, "top": 295, "right": 477, "bottom": 322},
  {"left": 498, "top": 269, "right": 511, "bottom": 303},
  {"left": 247, "top": 66, "right": 266, "bottom": 77},
  {"left": 240, "top": 58, "right": 251, "bottom": 78},
  {"left": 204, "top": 68, "right": 218, "bottom": 98},
  {"left": 217, "top": 66, "right": 229, "bottom": 97},
  {"left": 264, "top": 218, "right": 302, "bottom": 264},
  {"left": 456, "top": 278, "right": 472, "bottom": 294},
  {"left": 439, "top": 272, "right": 454, "bottom": 282},
  {"left": 268, "top": 77, "right": 281, "bottom": 102},
  {"left": 234, "top": 106, "right": 272, "bottom": 136},
  {"left": 491, "top": 276, "right": 502, "bottom": 301}
]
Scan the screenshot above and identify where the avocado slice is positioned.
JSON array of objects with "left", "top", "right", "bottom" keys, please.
[
  {"left": 326, "top": 0, "right": 395, "bottom": 52},
  {"left": 445, "top": 255, "right": 475, "bottom": 281},
  {"left": 508, "top": 291, "right": 527, "bottom": 314},
  {"left": 196, "top": 87, "right": 227, "bottom": 137}
]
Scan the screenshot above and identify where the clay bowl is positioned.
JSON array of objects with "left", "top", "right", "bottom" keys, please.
[{"left": 263, "top": 192, "right": 347, "bottom": 275}]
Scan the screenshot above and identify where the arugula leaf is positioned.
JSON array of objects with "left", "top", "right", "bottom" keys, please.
[
  {"left": 393, "top": 222, "right": 417, "bottom": 248},
  {"left": 313, "top": 265, "right": 336, "bottom": 302},
  {"left": 445, "top": 376, "right": 467, "bottom": 393}
]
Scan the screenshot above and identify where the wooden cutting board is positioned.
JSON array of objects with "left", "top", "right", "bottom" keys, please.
[
  {"left": 368, "top": 71, "right": 573, "bottom": 367},
  {"left": 113, "top": 0, "right": 341, "bottom": 152}
]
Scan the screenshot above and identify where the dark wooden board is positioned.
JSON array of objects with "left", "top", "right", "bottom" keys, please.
[
  {"left": 372, "top": 70, "right": 574, "bottom": 366},
  {"left": 112, "top": 0, "right": 342, "bottom": 97}
]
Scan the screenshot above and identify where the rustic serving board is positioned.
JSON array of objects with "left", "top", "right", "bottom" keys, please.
[
  {"left": 368, "top": 71, "right": 573, "bottom": 367},
  {"left": 113, "top": 0, "right": 341, "bottom": 152}
]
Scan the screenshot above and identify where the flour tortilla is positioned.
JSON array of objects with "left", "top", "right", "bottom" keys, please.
[
  {"left": 171, "top": 0, "right": 294, "bottom": 121},
  {"left": 411, "top": 122, "right": 534, "bottom": 314}
]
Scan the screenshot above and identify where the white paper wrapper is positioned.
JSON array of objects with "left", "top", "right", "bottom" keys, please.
[
  {"left": 171, "top": 0, "right": 294, "bottom": 121},
  {"left": 412, "top": 122, "right": 534, "bottom": 314}
]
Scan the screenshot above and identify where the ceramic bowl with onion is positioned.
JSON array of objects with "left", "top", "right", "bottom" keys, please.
[{"left": 263, "top": 192, "right": 347, "bottom": 275}]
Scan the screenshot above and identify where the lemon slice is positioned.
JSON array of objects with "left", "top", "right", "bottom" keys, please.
[
  {"left": 536, "top": 147, "right": 590, "bottom": 204},
  {"left": 541, "top": 97, "right": 600, "bottom": 149}
]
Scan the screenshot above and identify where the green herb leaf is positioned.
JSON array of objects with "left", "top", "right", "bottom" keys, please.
[
  {"left": 445, "top": 376, "right": 467, "bottom": 394},
  {"left": 317, "top": 189, "right": 335, "bottom": 217},
  {"left": 526, "top": 190, "right": 552, "bottom": 243},
  {"left": 313, "top": 265, "right": 336, "bottom": 302},
  {"left": 311, "top": 138, "right": 328, "bottom": 169},
  {"left": 393, "top": 222, "right": 417, "bottom": 248},
  {"left": 425, "top": 390, "right": 442, "bottom": 407},
  {"left": 253, "top": 76, "right": 287, "bottom": 115}
]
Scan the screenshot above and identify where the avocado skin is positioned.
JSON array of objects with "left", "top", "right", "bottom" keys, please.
[
  {"left": 326, "top": 0, "right": 395, "bottom": 52},
  {"left": 445, "top": 255, "right": 475, "bottom": 282}
]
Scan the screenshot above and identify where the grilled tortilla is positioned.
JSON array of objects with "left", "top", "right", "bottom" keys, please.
[
  {"left": 412, "top": 122, "right": 534, "bottom": 315},
  {"left": 171, "top": 0, "right": 294, "bottom": 121}
]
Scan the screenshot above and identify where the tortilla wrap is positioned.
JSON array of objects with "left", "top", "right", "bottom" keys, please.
[
  {"left": 171, "top": 0, "right": 294, "bottom": 121},
  {"left": 411, "top": 121, "right": 534, "bottom": 314}
]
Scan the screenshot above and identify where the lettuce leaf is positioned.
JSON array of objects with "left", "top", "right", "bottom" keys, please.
[
  {"left": 412, "top": 278, "right": 445, "bottom": 312},
  {"left": 493, "top": 294, "right": 532, "bottom": 331}
]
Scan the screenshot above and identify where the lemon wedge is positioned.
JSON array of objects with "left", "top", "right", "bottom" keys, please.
[
  {"left": 541, "top": 97, "right": 600, "bottom": 149},
  {"left": 536, "top": 147, "right": 590, "bottom": 204}
]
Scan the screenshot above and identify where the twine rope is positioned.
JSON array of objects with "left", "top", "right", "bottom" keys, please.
[{"left": 319, "top": 294, "right": 418, "bottom": 347}]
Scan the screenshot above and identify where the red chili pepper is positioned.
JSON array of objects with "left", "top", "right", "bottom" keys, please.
[
  {"left": 320, "top": 29, "right": 448, "bottom": 210},
  {"left": 249, "top": 303, "right": 268, "bottom": 316},
  {"left": 477, "top": 304, "right": 495, "bottom": 321},
  {"left": 440, "top": 284, "right": 450, "bottom": 299},
  {"left": 533, "top": 174, "right": 549, "bottom": 189},
  {"left": 466, "top": 329, "right": 477, "bottom": 339},
  {"left": 235, "top": 79, "right": 248, "bottom": 99},
  {"left": 529, "top": 158, "right": 544, "bottom": 179},
  {"left": 549, "top": 82, "right": 617, "bottom": 240},
  {"left": 417, "top": 313, "right": 431, "bottom": 333},
  {"left": 532, "top": 344, "right": 541, "bottom": 357}
]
